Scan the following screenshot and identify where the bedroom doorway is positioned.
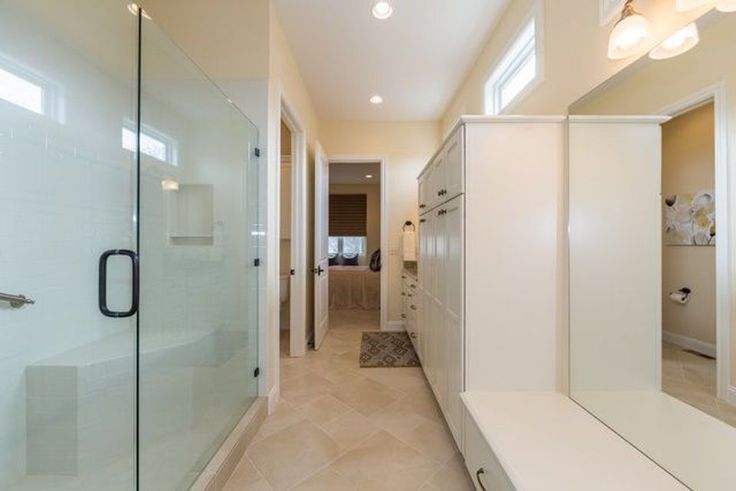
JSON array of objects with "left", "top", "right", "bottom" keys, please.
[{"left": 324, "top": 158, "right": 386, "bottom": 336}]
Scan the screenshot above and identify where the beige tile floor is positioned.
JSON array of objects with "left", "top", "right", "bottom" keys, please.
[
  {"left": 224, "top": 310, "right": 474, "bottom": 491},
  {"left": 662, "top": 341, "right": 736, "bottom": 426}
]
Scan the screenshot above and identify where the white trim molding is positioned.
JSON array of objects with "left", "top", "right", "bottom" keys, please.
[
  {"left": 658, "top": 82, "right": 731, "bottom": 401},
  {"left": 662, "top": 330, "right": 717, "bottom": 359},
  {"left": 327, "top": 154, "right": 390, "bottom": 331},
  {"left": 384, "top": 321, "right": 406, "bottom": 332},
  {"left": 727, "top": 386, "right": 736, "bottom": 406}
]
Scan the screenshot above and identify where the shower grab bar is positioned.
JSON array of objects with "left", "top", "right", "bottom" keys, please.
[{"left": 0, "top": 292, "right": 35, "bottom": 308}]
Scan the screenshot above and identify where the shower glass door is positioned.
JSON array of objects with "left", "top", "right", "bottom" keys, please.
[
  {"left": 0, "top": 0, "right": 138, "bottom": 489},
  {"left": 1, "top": 1, "right": 261, "bottom": 490},
  {"left": 137, "top": 13, "right": 261, "bottom": 491}
]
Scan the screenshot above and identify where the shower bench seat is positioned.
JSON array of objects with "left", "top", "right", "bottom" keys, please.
[{"left": 25, "top": 327, "right": 250, "bottom": 476}]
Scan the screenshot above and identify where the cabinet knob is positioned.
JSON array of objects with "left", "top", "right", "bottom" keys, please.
[
  {"left": 410, "top": 305, "right": 417, "bottom": 310},
  {"left": 419, "top": 218, "right": 426, "bottom": 223},
  {"left": 410, "top": 332, "right": 417, "bottom": 339},
  {"left": 419, "top": 204, "right": 426, "bottom": 209}
]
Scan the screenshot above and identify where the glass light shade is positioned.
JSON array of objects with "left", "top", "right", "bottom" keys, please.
[
  {"left": 716, "top": 0, "right": 736, "bottom": 11},
  {"left": 608, "top": 13, "right": 652, "bottom": 60},
  {"left": 649, "top": 23, "right": 700, "bottom": 60},
  {"left": 371, "top": 1, "right": 394, "bottom": 19},
  {"left": 676, "top": 0, "right": 715, "bottom": 10}
]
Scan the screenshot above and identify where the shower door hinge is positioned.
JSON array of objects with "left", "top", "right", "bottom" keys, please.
[
  {"left": 254, "top": 258, "right": 261, "bottom": 267},
  {"left": 254, "top": 367, "right": 260, "bottom": 378},
  {"left": 254, "top": 147, "right": 261, "bottom": 158}
]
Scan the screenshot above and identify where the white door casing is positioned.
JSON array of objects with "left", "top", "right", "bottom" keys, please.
[{"left": 314, "top": 142, "right": 330, "bottom": 349}]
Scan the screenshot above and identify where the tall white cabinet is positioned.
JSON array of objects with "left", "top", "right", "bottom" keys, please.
[{"left": 415, "top": 116, "right": 566, "bottom": 448}]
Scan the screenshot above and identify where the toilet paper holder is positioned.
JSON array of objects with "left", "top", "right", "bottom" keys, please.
[{"left": 669, "top": 287, "right": 691, "bottom": 304}]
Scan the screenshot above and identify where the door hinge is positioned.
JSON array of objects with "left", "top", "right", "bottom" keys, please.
[
  {"left": 254, "top": 147, "right": 261, "bottom": 158},
  {"left": 254, "top": 367, "right": 260, "bottom": 378},
  {"left": 254, "top": 258, "right": 261, "bottom": 267}
]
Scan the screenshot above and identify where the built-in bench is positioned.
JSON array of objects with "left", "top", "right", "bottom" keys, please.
[
  {"left": 461, "top": 392, "right": 687, "bottom": 490},
  {"left": 25, "top": 327, "right": 250, "bottom": 476}
]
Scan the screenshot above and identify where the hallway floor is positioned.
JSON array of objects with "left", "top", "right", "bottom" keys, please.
[
  {"left": 662, "top": 341, "right": 736, "bottom": 427},
  {"left": 224, "top": 310, "right": 473, "bottom": 491}
]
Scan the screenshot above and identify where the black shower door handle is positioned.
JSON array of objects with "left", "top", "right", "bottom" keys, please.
[{"left": 99, "top": 249, "right": 139, "bottom": 318}]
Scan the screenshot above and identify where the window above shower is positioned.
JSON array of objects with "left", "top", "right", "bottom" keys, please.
[{"left": 122, "top": 123, "right": 178, "bottom": 165}]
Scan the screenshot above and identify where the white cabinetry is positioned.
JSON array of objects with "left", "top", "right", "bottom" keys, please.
[{"left": 417, "top": 116, "right": 565, "bottom": 450}]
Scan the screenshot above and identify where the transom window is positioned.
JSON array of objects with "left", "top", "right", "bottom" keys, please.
[
  {"left": 0, "top": 65, "right": 45, "bottom": 115},
  {"left": 484, "top": 12, "right": 542, "bottom": 115},
  {"left": 122, "top": 124, "right": 178, "bottom": 165}
]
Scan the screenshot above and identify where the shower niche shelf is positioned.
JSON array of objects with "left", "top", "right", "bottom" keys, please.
[{"left": 167, "top": 184, "right": 215, "bottom": 245}]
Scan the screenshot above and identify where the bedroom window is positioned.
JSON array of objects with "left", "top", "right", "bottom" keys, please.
[
  {"left": 484, "top": 6, "right": 543, "bottom": 115},
  {"left": 329, "top": 236, "right": 367, "bottom": 265}
]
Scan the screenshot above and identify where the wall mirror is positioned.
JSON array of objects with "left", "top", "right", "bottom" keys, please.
[{"left": 568, "top": 9, "right": 735, "bottom": 490}]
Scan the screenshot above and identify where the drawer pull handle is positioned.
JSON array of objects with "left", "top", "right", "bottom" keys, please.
[
  {"left": 475, "top": 468, "right": 487, "bottom": 491},
  {"left": 410, "top": 305, "right": 417, "bottom": 310}
]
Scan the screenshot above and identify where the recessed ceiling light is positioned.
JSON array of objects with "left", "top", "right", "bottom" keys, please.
[
  {"left": 128, "top": 3, "right": 152, "bottom": 20},
  {"left": 371, "top": 1, "right": 394, "bottom": 20},
  {"left": 365, "top": 174, "right": 374, "bottom": 179},
  {"left": 369, "top": 95, "right": 384, "bottom": 105}
]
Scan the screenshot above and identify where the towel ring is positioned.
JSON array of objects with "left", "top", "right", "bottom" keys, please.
[{"left": 402, "top": 221, "right": 415, "bottom": 232}]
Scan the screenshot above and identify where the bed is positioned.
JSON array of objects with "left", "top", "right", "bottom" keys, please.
[{"left": 329, "top": 265, "right": 380, "bottom": 310}]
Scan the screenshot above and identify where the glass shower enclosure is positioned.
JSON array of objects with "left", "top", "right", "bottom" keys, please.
[{"left": 0, "top": 1, "right": 261, "bottom": 489}]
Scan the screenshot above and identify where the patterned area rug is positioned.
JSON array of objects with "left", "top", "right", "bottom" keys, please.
[{"left": 359, "top": 331, "right": 421, "bottom": 368}]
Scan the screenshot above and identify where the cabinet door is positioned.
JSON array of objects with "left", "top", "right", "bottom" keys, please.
[
  {"left": 444, "top": 127, "right": 464, "bottom": 200},
  {"left": 416, "top": 285, "right": 426, "bottom": 361},
  {"left": 428, "top": 154, "right": 445, "bottom": 210},
  {"left": 443, "top": 195, "right": 464, "bottom": 444},
  {"left": 433, "top": 206, "right": 448, "bottom": 410},
  {"left": 421, "top": 213, "right": 438, "bottom": 386},
  {"left": 418, "top": 170, "right": 430, "bottom": 214}
]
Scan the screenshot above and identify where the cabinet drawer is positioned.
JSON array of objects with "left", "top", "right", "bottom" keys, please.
[{"left": 464, "top": 410, "right": 515, "bottom": 491}]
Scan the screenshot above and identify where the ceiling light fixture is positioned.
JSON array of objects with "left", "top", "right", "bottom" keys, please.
[
  {"left": 649, "top": 22, "right": 700, "bottom": 59},
  {"left": 371, "top": 1, "right": 394, "bottom": 20},
  {"left": 607, "top": 0, "right": 652, "bottom": 60},
  {"left": 128, "top": 3, "right": 152, "bottom": 20},
  {"left": 675, "top": 0, "right": 714, "bottom": 11},
  {"left": 369, "top": 95, "right": 384, "bottom": 105},
  {"left": 716, "top": 0, "right": 736, "bottom": 11}
]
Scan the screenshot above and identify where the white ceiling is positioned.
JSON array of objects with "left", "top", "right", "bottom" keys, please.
[
  {"left": 330, "top": 162, "right": 381, "bottom": 184},
  {"left": 274, "top": 0, "right": 509, "bottom": 121}
]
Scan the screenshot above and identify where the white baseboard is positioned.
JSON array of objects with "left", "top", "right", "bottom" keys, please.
[
  {"left": 267, "top": 382, "right": 280, "bottom": 414},
  {"left": 727, "top": 386, "right": 736, "bottom": 406},
  {"left": 383, "top": 320, "right": 406, "bottom": 332},
  {"left": 663, "top": 330, "right": 716, "bottom": 358}
]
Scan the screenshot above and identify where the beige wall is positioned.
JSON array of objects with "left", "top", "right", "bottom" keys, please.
[
  {"left": 662, "top": 104, "right": 716, "bottom": 346},
  {"left": 441, "top": 0, "right": 711, "bottom": 134},
  {"left": 329, "top": 184, "right": 381, "bottom": 265},
  {"left": 321, "top": 121, "right": 440, "bottom": 323},
  {"left": 141, "top": 0, "right": 270, "bottom": 79}
]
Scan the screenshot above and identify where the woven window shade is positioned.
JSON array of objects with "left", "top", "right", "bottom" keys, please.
[{"left": 329, "top": 194, "right": 367, "bottom": 236}]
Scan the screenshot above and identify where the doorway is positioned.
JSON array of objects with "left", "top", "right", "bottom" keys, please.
[
  {"left": 312, "top": 157, "right": 387, "bottom": 349},
  {"left": 660, "top": 98, "right": 733, "bottom": 422}
]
